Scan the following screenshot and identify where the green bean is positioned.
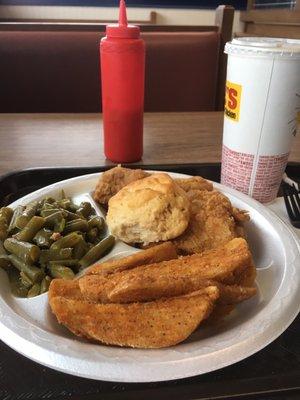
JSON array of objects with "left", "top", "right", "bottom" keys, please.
[
  {"left": 40, "top": 276, "right": 52, "bottom": 293},
  {"left": 43, "top": 210, "right": 66, "bottom": 233},
  {"left": 48, "top": 259, "right": 79, "bottom": 268},
  {"left": 27, "top": 283, "right": 41, "bottom": 298},
  {"left": 15, "top": 202, "right": 38, "bottom": 229},
  {"left": 68, "top": 203, "right": 79, "bottom": 212},
  {"left": 49, "top": 265, "right": 75, "bottom": 280},
  {"left": 39, "top": 247, "right": 73, "bottom": 263},
  {"left": 87, "top": 227, "right": 98, "bottom": 243},
  {"left": 50, "top": 232, "right": 81, "bottom": 251},
  {"left": 0, "top": 255, "right": 11, "bottom": 270},
  {"left": 87, "top": 242, "right": 94, "bottom": 250},
  {"left": 0, "top": 207, "right": 14, "bottom": 240},
  {"left": 33, "top": 229, "right": 53, "bottom": 248},
  {"left": 0, "top": 241, "right": 7, "bottom": 256},
  {"left": 88, "top": 216, "right": 104, "bottom": 231},
  {"left": 0, "top": 240, "right": 11, "bottom": 269},
  {"left": 79, "top": 235, "right": 115, "bottom": 269},
  {"left": 20, "top": 271, "right": 34, "bottom": 289},
  {"left": 4, "top": 238, "right": 40, "bottom": 264},
  {"left": 64, "top": 219, "right": 88, "bottom": 234},
  {"left": 8, "top": 205, "right": 25, "bottom": 233},
  {"left": 0, "top": 207, "right": 13, "bottom": 225},
  {"left": 44, "top": 211, "right": 65, "bottom": 227},
  {"left": 42, "top": 197, "right": 56, "bottom": 205},
  {"left": 40, "top": 208, "right": 62, "bottom": 218},
  {"left": 73, "top": 238, "right": 88, "bottom": 260},
  {"left": 0, "top": 217, "right": 6, "bottom": 226},
  {"left": 57, "top": 199, "right": 71, "bottom": 210},
  {"left": 8, "top": 269, "right": 28, "bottom": 297},
  {"left": 0, "top": 217, "right": 8, "bottom": 240},
  {"left": 0, "top": 226, "right": 8, "bottom": 241},
  {"left": 41, "top": 202, "right": 58, "bottom": 211},
  {"left": 54, "top": 218, "right": 66, "bottom": 233},
  {"left": 60, "top": 189, "right": 67, "bottom": 200},
  {"left": 63, "top": 209, "right": 84, "bottom": 221},
  {"left": 76, "top": 202, "right": 93, "bottom": 218},
  {"left": 9, "top": 254, "right": 44, "bottom": 283},
  {"left": 14, "top": 216, "right": 45, "bottom": 242}
]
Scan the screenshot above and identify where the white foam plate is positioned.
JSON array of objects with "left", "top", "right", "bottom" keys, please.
[{"left": 0, "top": 171, "right": 299, "bottom": 383}]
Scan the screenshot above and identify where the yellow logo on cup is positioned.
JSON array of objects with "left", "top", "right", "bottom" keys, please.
[{"left": 225, "top": 81, "right": 242, "bottom": 122}]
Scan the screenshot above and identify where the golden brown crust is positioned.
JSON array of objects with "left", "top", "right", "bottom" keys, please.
[
  {"left": 85, "top": 242, "right": 178, "bottom": 275},
  {"left": 49, "top": 170, "right": 257, "bottom": 348},
  {"left": 49, "top": 286, "right": 219, "bottom": 348},
  {"left": 48, "top": 278, "right": 82, "bottom": 300},
  {"left": 232, "top": 208, "right": 250, "bottom": 223},
  {"left": 215, "top": 283, "right": 256, "bottom": 305},
  {"left": 93, "top": 166, "right": 149, "bottom": 205},
  {"left": 78, "top": 238, "right": 252, "bottom": 303},
  {"left": 173, "top": 189, "right": 249, "bottom": 255},
  {"left": 234, "top": 264, "right": 257, "bottom": 287},
  {"left": 175, "top": 177, "right": 213, "bottom": 192},
  {"left": 206, "top": 304, "right": 236, "bottom": 323}
]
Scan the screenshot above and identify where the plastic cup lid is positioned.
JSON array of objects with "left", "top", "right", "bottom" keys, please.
[{"left": 225, "top": 37, "right": 300, "bottom": 59}]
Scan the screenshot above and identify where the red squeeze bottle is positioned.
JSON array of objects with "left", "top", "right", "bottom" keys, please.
[{"left": 100, "top": 0, "right": 145, "bottom": 163}]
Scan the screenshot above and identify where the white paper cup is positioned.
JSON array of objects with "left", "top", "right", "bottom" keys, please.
[{"left": 221, "top": 37, "right": 300, "bottom": 203}]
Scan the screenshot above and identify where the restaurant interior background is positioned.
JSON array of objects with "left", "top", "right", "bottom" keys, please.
[
  {"left": 0, "top": 1, "right": 300, "bottom": 398},
  {"left": 0, "top": 0, "right": 300, "bottom": 37},
  {"left": 1, "top": 0, "right": 299, "bottom": 116}
]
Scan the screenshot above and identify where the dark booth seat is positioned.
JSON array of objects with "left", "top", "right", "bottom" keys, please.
[{"left": 0, "top": 29, "right": 220, "bottom": 113}]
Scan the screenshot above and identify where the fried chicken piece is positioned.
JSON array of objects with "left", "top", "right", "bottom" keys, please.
[
  {"left": 49, "top": 285, "right": 219, "bottom": 348},
  {"left": 85, "top": 242, "right": 178, "bottom": 275},
  {"left": 232, "top": 207, "right": 250, "bottom": 223},
  {"left": 79, "top": 238, "right": 252, "bottom": 303},
  {"left": 93, "top": 166, "right": 149, "bottom": 205},
  {"left": 173, "top": 189, "right": 249, "bottom": 255},
  {"left": 175, "top": 176, "right": 213, "bottom": 192}
]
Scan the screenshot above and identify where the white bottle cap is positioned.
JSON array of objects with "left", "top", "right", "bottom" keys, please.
[{"left": 225, "top": 37, "right": 300, "bottom": 60}]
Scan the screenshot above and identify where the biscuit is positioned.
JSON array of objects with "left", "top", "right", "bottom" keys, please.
[{"left": 106, "top": 173, "right": 190, "bottom": 244}]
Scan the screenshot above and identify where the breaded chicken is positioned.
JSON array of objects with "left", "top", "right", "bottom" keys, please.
[
  {"left": 175, "top": 176, "right": 213, "bottom": 192},
  {"left": 93, "top": 166, "right": 149, "bottom": 205},
  {"left": 79, "top": 238, "right": 252, "bottom": 303},
  {"left": 173, "top": 189, "right": 249, "bottom": 255},
  {"left": 94, "top": 169, "right": 249, "bottom": 254},
  {"left": 49, "top": 284, "right": 219, "bottom": 348},
  {"left": 85, "top": 242, "right": 178, "bottom": 275}
]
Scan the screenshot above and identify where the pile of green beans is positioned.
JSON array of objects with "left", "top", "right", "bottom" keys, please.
[{"left": 0, "top": 194, "right": 115, "bottom": 298}]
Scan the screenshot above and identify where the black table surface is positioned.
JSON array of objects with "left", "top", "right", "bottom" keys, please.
[{"left": 0, "top": 163, "right": 299, "bottom": 400}]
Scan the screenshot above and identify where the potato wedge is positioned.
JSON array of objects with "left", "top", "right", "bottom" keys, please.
[
  {"left": 85, "top": 241, "right": 178, "bottom": 276},
  {"left": 79, "top": 238, "right": 252, "bottom": 303},
  {"left": 49, "top": 285, "right": 219, "bottom": 348},
  {"left": 215, "top": 283, "right": 256, "bottom": 305},
  {"left": 49, "top": 278, "right": 82, "bottom": 300},
  {"left": 234, "top": 264, "right": 257, "bottom": 287}
]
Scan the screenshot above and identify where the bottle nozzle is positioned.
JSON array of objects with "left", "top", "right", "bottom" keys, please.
[
  {"left": 106, "top": 0, "right": 139, "bottom": 38},
  {"left": 119, "top": 0, "right": 128, "bottom": 27}
]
